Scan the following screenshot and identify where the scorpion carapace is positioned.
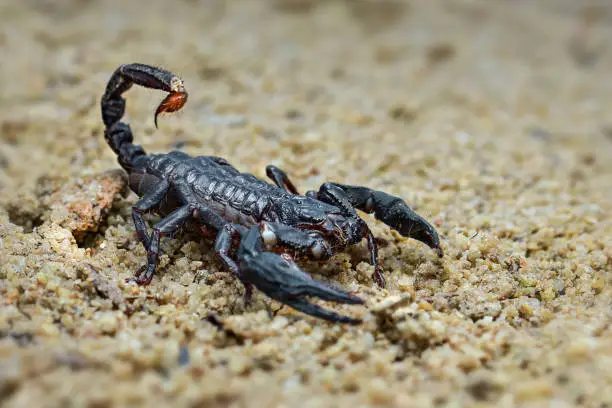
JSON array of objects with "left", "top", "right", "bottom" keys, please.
[{"left": 101, "top": 63, "right": 443, "bottom": 324}]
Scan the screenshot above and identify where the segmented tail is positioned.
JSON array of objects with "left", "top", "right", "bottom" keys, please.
[{"left": 100, "top": 63, "right": 188, "bottom": 171}]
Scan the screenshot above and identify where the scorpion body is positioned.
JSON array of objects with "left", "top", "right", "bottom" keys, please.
[{"left": 101, "top": 63, "right": 443, "bottom": 324}]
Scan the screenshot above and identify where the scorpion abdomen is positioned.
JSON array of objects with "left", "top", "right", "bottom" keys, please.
[{"left": 187, "top": 174, "right": 268, "bottom": 226}]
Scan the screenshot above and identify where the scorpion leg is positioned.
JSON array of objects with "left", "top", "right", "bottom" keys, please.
[
  {"left": 132, "top": 179, "right": 170, "bottom": 249},
  {"left": 168, "top": 182, "right": 253, "bottom": 295},
  {"left": 171, "top": 182, "right": 245, "bottom": 276},
  {"left": 214, "top": 223, "right": 248, "bottom": 276},
  {"left": 133, "top": 201, "right": 226, "bottom": 285},
  {"left": 266, "top": 165, "right": 299, "bottom": 194},
  {"left": 214, "top": 223, "right": 255, "bottom": 304},
  {"left": 236, "top": 223, "right": 363, "bottom": 324},
  {"left": 313, "top": 183, "right": 443, "bottom": 257},
  {"left": 134, "top": 205, "right": 191, "bottom": 285}
]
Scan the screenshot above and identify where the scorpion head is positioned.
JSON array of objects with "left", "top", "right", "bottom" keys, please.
[
  {"left": 323, "top": 213, "right": 368, "bottom": 246},
  {"left": 275, "top": 198, "right": 370, "bottom": 254},
  {"left": 298, "top": 208, "right": 368, "bottom": 249}
]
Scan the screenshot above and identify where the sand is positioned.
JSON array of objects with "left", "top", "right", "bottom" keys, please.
[{"left": 1, "top": 1, "right": 612, "bottom": 407}]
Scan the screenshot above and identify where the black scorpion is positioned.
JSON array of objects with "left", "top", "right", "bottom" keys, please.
[{"left": 101, "top": 63, "right": 443, "bottom": 324}]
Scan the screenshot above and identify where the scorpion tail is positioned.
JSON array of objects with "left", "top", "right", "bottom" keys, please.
[
  {"left": 101, "top": 63, "right": 188, "bottom": 171},
  {"left": 237, "top": 227, "right": 364, "bottom": 324}
]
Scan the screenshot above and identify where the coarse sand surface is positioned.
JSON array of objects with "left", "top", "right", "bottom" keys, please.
[{"left": 1, "top": 1, "right": 612, "bottom": 407}]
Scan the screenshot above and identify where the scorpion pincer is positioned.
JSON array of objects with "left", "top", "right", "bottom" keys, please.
[{"left": 101, "top": 63, "right": 443, "bottom": 324}]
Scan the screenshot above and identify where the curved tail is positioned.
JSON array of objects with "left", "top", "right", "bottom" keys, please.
[{"left": 100, "top": 63, "right": 188, "bottom": 171}]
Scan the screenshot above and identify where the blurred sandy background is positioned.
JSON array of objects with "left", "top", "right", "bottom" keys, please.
[{"left": 1, "top": 0, "right": 612, "bottom": 407}]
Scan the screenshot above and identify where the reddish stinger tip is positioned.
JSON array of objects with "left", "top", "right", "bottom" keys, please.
[{"left": 154, "top": 90, "right": 188, "bottom": 129}]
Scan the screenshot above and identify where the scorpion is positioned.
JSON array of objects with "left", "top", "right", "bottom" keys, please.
[{"left": 101, "top": 63, "right": 443, "bottom": 324}]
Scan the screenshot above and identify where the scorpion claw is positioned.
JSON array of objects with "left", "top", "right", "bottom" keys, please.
[
  {"left": 238, "top": 251, "right": 363, "bottom": 324},
  {"left": 282, "top": 297, "right": 362, "bottom": 325},
  {"left": 371, "top": 197, "right": 442, "bottom": 257},
  {"left": 407, "top": 222, "right": 443, "bottom": 258}
]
